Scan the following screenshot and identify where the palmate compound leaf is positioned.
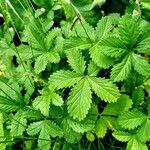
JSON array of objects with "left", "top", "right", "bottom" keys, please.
[
  {"left": 66, "top": 49, "right": 86, "bottom": 75},
  {"left": 67, "top": 77, "right": 92, "bottom": 121},
  {"left": 32, "top": 89, "right": 63, "bottom": 117},
  {"left": 111, "top": 54, "right": 132, "bottom": 82},
  {"left": 131, "top": 53, "right": 150, "bottom": 77},
  {"left": 27, "top": 120, "right": 63, "bottom": 150},
  {"left": 49, "top": 70, "right": 83, "bottom": 89},
  {"left": 87, "top": 77, "right": 120, "bottom": 103},
  {"left": 118, "top": 109, "right": 146, "bottom": 130}
]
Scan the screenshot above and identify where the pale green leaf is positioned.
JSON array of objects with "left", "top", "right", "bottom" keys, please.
[
  {"left": 111, "top": 54, "right": 132, "bottom": 82},
  {"left": 132, "top": 53, "right": 150, "bottom": 76},
  {"left": 51, "top": 93, "right": 64, "bottom": 106},
  {"left": 137, "top": 119, "right": 150, "bottom": 142},
  {"left": 67, "top": 78, "right": 92, "bottom": 121},
  {"left": 113, "top": 131, "right": 132, "bottom": 142},
  {"left": 33, "top": 92, "right": 51, "bottom": 117},
  {"left": 49, "top": 70, "right": 83, "bottom": 89},
  {"left": 95, "top": 117, "right": 107, "bottom": 138},
  {"left": 88, "top": 77, "right": 120, "bottom": 103},
  {"left": 126, "top": 136, "right": 148, "bottom": 150},
  {"left": 118, "top": 109, "right": 146, "bottom": 129},
  {"left": 91, "top": 0, "right": 106, "bottom": 9},
  {"left": 38, "top": 127, "right": 50, "bottom": 150},
  {"left": 66, "top": 49, "right": 86, "bottom": 74},
  {"left": 27, "top": 121, "right": 43, "bottom": 136}
]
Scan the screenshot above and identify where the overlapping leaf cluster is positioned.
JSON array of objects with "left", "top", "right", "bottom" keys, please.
[{"left": 0, "top": 0, "right": 150, "bottom": 150}]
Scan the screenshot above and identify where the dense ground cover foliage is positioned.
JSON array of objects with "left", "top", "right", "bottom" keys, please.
[{"left": 0, "top": 0, "right": 150, "bottom": 149}]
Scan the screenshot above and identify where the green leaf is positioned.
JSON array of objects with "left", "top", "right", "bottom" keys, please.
[
  {"left": 137, "top": 119, "right": 150, "bottom": 142},
  {"left": 132, "top": 53, "right": 150, "bottom": 76},
  {"left": 102, "top": 95, "right": 133, "bottom": 116},
  {"left": 118, "top": 109, "right": 146, "bottom": 129},
  {"left": 51, "top": 93, "right": 64, "bottom": 106},
  {"left": 90, "top": 45, "right": 114, "bottom": 68},
  {"left": 27, "top": 120, "right": 63, "bottom": 150},
  {"left": 64, "top": 37, "right": 92, "bottom": 51},
  {"left": 34, "top": 52, "right": 60, "bottom": 74},
  {"left": 49, "top": 70, "right": 83, "bottom": 89},
  {"left": 95, "top": 15, "right": 113, "bottom": 40},
  {"left": 0, "top": 113, "right": 6, "bottom": 150},
  {"left": 34, "top": 53, "right": 48, "bottom": 74},
  {"left": 126, "top": 136, "right": 148, "bottom": 150},
  {"left": 113, "top": 131, "right": 132, "bottom": 142},
  {"left": 88, "top": 77, "right": 120, "bottom": 103},
  {"left": 10, "top": 110, "right": 27, "bottom": 136},
  {"left": 45, "top": 28, "right": 61, "bottom": 49},
  {"left": 87, "top": 61, "right": 100, "bottom": 76},
  {"left": 32, "top": 0, "right": 53, "bottom": 9},
  {"left": 91, "top": 0, "right": 106, "bottom": 9},
  {"left": 132, "top": 87, "right": 144, "bottom": 105},
  {"left": 66, "top": 49, "right": 86, "bottom": 74},
  {"left": 67, "top": 104, "right": 97, "bottom": 133},
  {"left": 26, "top": 25, "right": 46, "bottom": 51},
  {"left": 135, "top": 37, "right": 150, "bottom": 54},
  {"left": 0, "top": 95, "right": 19, "bottom": 112},
  {"left": 67, "top": 77, "right": 92, "bottom": 121},
  {"left": 95, "top": 117, "right": 107, "bottom": 138},
  {"left": 33, "top": 90, "right": 63, "bottom": 116},
  {"left": 100, "top": 36, "right": 127, "bottom": 58},
  {"left": 118, "top": 15, "right": 141, "bottom": 45},
  {"left": 61, "top": 118, "right": 82, "bottom": 144},
  {"left": 111, "top": 54, "right": 132, "bottom": 82}
]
